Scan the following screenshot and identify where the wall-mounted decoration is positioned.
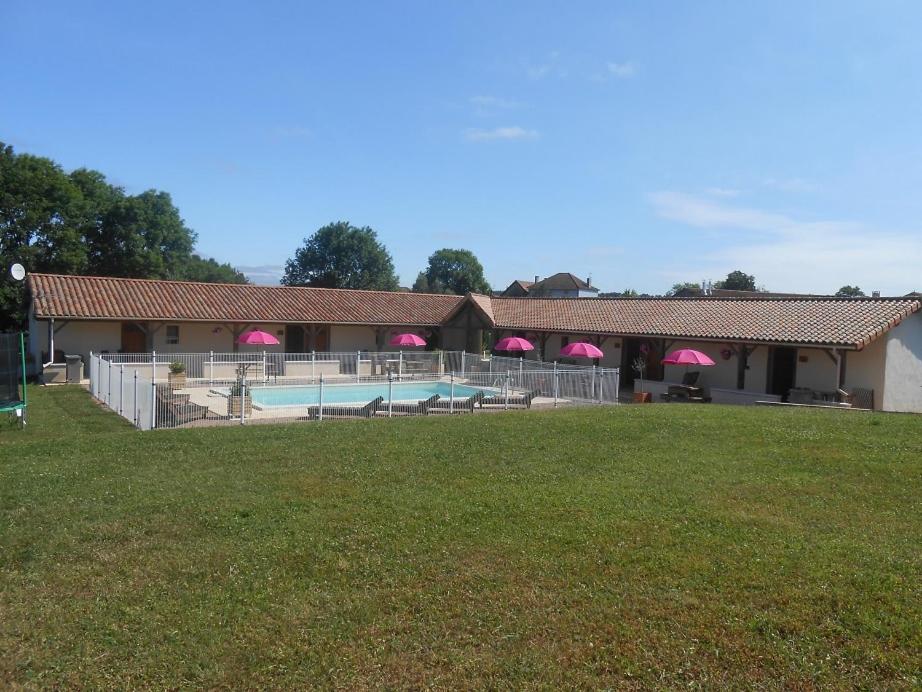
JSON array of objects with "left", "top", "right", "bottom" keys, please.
[{"left": 720, "top": 348, "right": 732, "bottom": 360}]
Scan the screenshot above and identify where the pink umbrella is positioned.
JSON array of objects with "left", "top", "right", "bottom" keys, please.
[
  {"left": 560, "top": 342, "right": 604, "bottom": 359},
  {"left": 389, "top": 332, "right": 426, "bottom": 347},
  {"left": 661, "top": 348, "right": 715, "bottom": 366},
  {"left": 494, "top": 336, "right": 534, "bottom": 352},
  {"left": 236, "top": 329, "right": 280, "bottom": 346}
]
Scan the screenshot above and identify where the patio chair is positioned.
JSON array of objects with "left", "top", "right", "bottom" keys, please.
[
  {"left": 480, "top": 388, "right": 541, "bottom": 409},
  {"left": 378, "top": 394, "right": 440, "bottom": 416},
  {"left": 429, "top": 390, "right": 484, "bottom": 413},
  {"left": 308, "top": 396, "right": 383, "bottom": 420}
]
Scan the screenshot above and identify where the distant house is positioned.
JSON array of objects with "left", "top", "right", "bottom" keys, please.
[{"left": 501, "top": 273, "right": 599, "bottom": 298}]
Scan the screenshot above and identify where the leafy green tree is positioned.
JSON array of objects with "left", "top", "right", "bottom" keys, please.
[
  {"left": 667, "top": 282, "right": 701, "bottom": 296},
  {"left": 0, "top": 141, "right": 248, "bottom": 329},
  {"left": 715, "top": 270, "right": 757, "bottom": 291},
  {"left": 419, "top": 248, "right": 490, "bottom": 295},
  {"left": 184, "top": 255, "right": 249, "bottom": 284},
  {"left": 282, "top": 221, "right": 398, "bottom": 290},
  {"left": 92, "top": 191, "right": 195, "bottom": 279},
  {"left": 411, "top": 271, "right": 446, "bottom": 294},
  {"left": 835, "top": 285, "right": 864, "bottom": 297}
]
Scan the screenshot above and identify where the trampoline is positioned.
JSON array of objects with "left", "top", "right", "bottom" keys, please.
[{"left": 0, "top": 332, "right": 27, "bottom": 427}]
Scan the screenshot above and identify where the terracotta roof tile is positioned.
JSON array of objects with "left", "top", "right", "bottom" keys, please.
[
  {"left": 487, "top": 296, "right": 921, "bottom": 349},
  {"left": 28, "top": 274, "right": 463, "bottom": 326}
]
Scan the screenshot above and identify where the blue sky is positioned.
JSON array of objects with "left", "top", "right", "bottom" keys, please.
[{"left": 3, "top": 1, "right": 921, "bottom": 294}]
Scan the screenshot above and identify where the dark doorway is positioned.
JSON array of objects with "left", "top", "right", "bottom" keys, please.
[
  {"left": 621, "top": 337, "right": 664, "bottom": 386},
  {"left": 768, "top": 347, "right": 797, "bottom": 399},
  {"left": 120, "top": 323, "right": 146, "bottom": 353},
  {"left": 285, "top": 325, "right": 304, "bottom": 353}
]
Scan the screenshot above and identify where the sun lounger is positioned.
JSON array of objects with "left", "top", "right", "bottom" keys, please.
[
  {"left": 377, "top": 394, "right": 440, "bottom": 416},
  {"left": 480, "top": 389, "right": 540, "bottom": 408},
  {"left": 157, "top": 389, "right": 210, "bottom": 427},
  {"left": 308, "top": 395, "right": 383, "bottom": 420},
  {"left": 429, "top": 390, "right": 484, "bottom": 413}
]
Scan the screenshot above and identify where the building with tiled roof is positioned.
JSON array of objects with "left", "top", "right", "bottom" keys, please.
[
  {"left": 500, "top": 272, "right": 598, "bottom": 298},
  {"left": 26, "top": 273, "right": 922, "bottom": 412}
]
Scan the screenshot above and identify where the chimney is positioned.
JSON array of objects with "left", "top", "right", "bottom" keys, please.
[
  {"left": 872, "top": 290, "right": 880, "bottom": 298},
  {"left": 586, "top": 275, "right": 592, "bottom": 287},
  {"left": 534, "top": 275, "right": 539, "bottom": 284}
]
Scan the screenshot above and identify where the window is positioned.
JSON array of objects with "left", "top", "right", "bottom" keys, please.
[{"left": 166, "top": 325, "right": 179, "bottom": 345}]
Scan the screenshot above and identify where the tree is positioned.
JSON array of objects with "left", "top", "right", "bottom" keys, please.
[
  {"left": 418, "top": 248, "right": 490, "bottom": 295},
  {"left": 282, "top": 221, "right": 398, "bottom": 290},
  {"left": 835, "top": 285, "right": 865, "bottom": 297},
  {"left": 411, "top": 271, "right": 446, "bottom": 294},
  {"left": 184, "top": 255, "right": 248, "bottom": 284},
  {"left": 667, "top": 282, "right": 701, "bottom": 296},
  {"left": 0, "top": 141, "right": 249, "bottom": 329},
  {"left": 715, "top": 270, "right": 757, "bottom": 291}
]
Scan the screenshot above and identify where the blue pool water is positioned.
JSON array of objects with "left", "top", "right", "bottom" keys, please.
[{"left": 239, "top": 381, "right": 489, "bottom": 408}]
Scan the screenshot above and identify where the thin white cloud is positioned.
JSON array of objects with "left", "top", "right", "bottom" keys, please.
[
  {"left": 763, "top": 177, "right": 818, "bottom": 193},
  {"left": 704, "top": 186, "right": 741, "bottom": 198},
  {"left": 238, "top": 265, "right": 285, "bottom": 285},
  {"left": 607, "top": 61, "right": 636, "bottom": 78},
  {"left": 649, "top": 191, "right": 921, "bottom": 294},
  {"left": 469, "top": 95, "right": 521, "bottom": 117},
  {"left": 525, "top": 51, "right": 566, "bottom": 80},
  {"left": 464, "top": 126, "right": 538, "bottom": 142},
  {"left": 470, "top": 95, "right": 518, "bottom": 109}
]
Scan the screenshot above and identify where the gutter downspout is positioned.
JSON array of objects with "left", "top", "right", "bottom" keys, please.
[{"left": 43, "top": 317, "right": 55, "bottom": 368}]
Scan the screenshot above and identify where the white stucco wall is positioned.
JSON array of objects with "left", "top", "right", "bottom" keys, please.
[
  {"left": 329, "top": 325, "right": 378, "bottom": 352},
  {"left": 882, "top": 314, "right": 922, "bottom": 413},
  {"left": 31, "top": 320, "right": 122, "bottom": 367},
  {"left": 843, "top": 337, "right": 886, "bottom": 409},
  {"left": 793, "top": 349, "right": 838, "bottom": 392}
]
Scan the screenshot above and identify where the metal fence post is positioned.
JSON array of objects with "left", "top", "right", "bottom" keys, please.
[
  {"left": 398, "top": 351, "right": 404, "bottom": 379},
  {"left": 262, "top": 350, "right": 267, "bottom": 383},
  {"left": 438, "top": 350, "right": 444, "bottom": 375},
  {"left": 318, "top": 373, "right": 324, "bottom": 421},
  {"left": 133, "top": 370, "right": 139, "bottom": 427},
  {"left": 240, "top": 381, "right": 246, "bottom": 425},
  {"left": 209, "top": 350, "right": 214, "bottom": 384},
  {"left": 356, "top": 351, "right": 361, "bottom": 383},
  {"left": 388, "top": 371, "right": 394, "bottom": 417},
  {"left": 519, "top": 357, "right": 523, "bottom": 380},
  {"left": 505, "top": 371, "right": 510, "bottom": 410},
  {"left": 311, "top": 350, "right": 316, "bottom": 379},
  {"left": 449, "top": 372, "right": 455, "bottom": 413},
  {"left": 107, "top": 360, "right": 112, "bottom": 405},
  {"left": 119, "top": 364, "right": 125, "bottom": 415},
  {"left": 598, "top": 371, "right": 604, "bottom": 404},
  {"left": 150, "top": 379, "right": 157, "bottom": 430},
  {"left": 152, "top": 350, "right": 156, "bottom": 382},
  {"left": 460, "top": 353, "right": 465, "bottom": 376},
  {"left": 554, "top": 363, "right": 559, "bottom": 409},
  {"left": 591, "top": 365, "right": 596, "bottom": 404}
]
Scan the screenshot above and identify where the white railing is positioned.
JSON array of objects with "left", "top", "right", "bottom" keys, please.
[{"left": 88, "top": 351, "right": 620, "bottom": 430}]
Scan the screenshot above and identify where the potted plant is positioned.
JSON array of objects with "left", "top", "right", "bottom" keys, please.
[
  {"left": 168, "top": 360, "right": 187, "bottom": 389},
  {"left": 227, "top": 377, "right": 252, "bottom": 417},
  {"left": 632, "top": 356, "right": 652, "bottom": 403}
]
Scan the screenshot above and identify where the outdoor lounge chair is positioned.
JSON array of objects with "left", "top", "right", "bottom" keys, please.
[
  {"left": 377, "top": 394, "right": 440, "bottom": 416},
  {"left": 308, "top": 396, "right": 383, "bottom": 420},
  {"left": 157, "top": 390, "right": 210, "bottom": 427},
  {"left": 428, "top": 390, "right": 484, "bottom": 413},
  {"left": 480, "top": 388, "right": 541, "bottom": 409}
]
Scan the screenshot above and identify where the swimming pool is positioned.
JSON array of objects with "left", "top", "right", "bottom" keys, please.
[{"left": 221, "top": 380, "right": 491, "bottom": 408}]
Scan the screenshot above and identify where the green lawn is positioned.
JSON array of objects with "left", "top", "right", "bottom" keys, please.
[{"left": 1, "top": 386, "right": 920, "bottom": 688}]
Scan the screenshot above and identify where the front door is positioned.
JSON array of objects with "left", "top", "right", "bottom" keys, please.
[
  {"left": 120, "top": 323, "right": 146, "bottom": 353},
  {"left": 285, "top": 325, "right": 304, "bottom": 353},
  {"left": 621, "top": 338, "right": 663, "bottom": 386},
  {"left": 768, "top": 347, "right": 797, "bottom": 399}
]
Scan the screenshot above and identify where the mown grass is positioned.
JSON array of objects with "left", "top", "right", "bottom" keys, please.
[{"left": 1, "top": 386, "right": 920, "bottom": 688}]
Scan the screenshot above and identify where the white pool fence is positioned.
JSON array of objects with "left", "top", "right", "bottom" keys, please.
[{"left": 89, "top": 350, "right": 620, "bottom": 430}]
